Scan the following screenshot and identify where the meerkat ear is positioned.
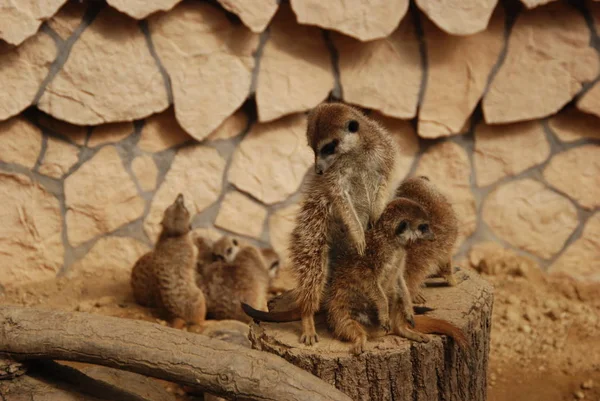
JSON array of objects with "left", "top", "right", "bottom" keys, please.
[{"left": 175, "top": 193, "right": 184, "bottom": 205}]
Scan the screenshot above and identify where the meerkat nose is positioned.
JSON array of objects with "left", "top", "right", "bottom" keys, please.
[{"left": 315, "top": 166, "right": 323, "bottom": 175}]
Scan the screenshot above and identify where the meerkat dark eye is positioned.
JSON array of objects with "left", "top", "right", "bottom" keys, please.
[
  {"left": 227, "top": 248, "right": 232, "bottom": 255},
  {"left": 395, "top": 220, "right": 408, "bottom": 236},
  {"left": 270, "top": 261, "right": 280, "bottom": 270},
  {"left": 320, "top": 139, "right": 339, "bottom": 156},
  {"left": 232, "top": 239, "right": 238, "bottom": 246},
  {"left": 347, "top": 120, "right": 359, "bottom": 133},
  {"left": 418, "top": 224, "right": 430, "bottom": 233}
]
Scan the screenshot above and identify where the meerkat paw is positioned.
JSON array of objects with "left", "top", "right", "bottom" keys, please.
[
  {"left": 351, "top": 337, "right": 367, "bottom": 355},
  {"left": 380, "top": 318, "right": 391, "bottom": 333},
  {"left": 353, "top": 233, "right": 367, "bottom": 256},
  {"left": 395, "top": 326, "right": 430, "bottom": 343},
  {"left": 412, "top": 292, "right": 427, "bottom": 304},
  {"left": 300, "top": 331, "right": 319, "bottom": 346},
  {"left": 445, "top": 274, "right": 458, "bottom": 287},
  {"left": 171, "top": 317, "right": 186, "bottom": 330},
  {"left": 403, "top": 309, "right": 415, "bottom": 329}
]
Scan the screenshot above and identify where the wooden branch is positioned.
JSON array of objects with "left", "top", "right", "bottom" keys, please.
[{"left": 0, "top": 306, "right": 351, "bottom": 401}]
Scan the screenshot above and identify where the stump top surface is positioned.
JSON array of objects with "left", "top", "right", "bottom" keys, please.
[{"left": 250, "top": 268, "right": 492, "bottom": 357}]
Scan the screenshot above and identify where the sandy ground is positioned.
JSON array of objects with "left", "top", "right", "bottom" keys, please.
[{"left": 1, "top": 249, "right": 599, "bottom": 401}]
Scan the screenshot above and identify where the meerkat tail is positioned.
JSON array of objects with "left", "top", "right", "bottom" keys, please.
[
  {"left": 240, "top": 302, "right": 302, "bottom": 322},
  {"left": 413, "top": 315, "right": 468, "bottom": 349},
  {"left": 413, "top": 306, "right": 435, "bottom": 315}
]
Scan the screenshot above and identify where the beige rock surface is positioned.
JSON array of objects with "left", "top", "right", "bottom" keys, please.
[
  {"left": 206, "top": 109, "right": 248, "bottom": 141},
  {"left": 548, "top": 108, "right": 600, "bottom": 142},
  {"left": 543, "top": 145, "right": 600, "bottom": 210},
  {"left": 106, "top": 0, "right": 182, "bottom": 19},
  {"left": 138, "top": 109, "right": 191, "bottom": 153},
  {"left": 215, "top": 191, "right": 267, "bottom": 239},
  {"left": 290, "top": 0, "right": 408, "bottom": 41},
  {"left": 468, "top": 241, "right": 539, "bottom": 277},
  {"left": 192, "top": 227, "right": 223, "bottom": 243},
  {"left": 550, "top": 213, "right": 600, "bottom": 282},
  {"left": 65, "top": 146, "right": 145, "bottom": 247},
  {"left": 334, "top": 18, "right": 421, "bottom": 119},
  {"left": 0, "top": 32, "right": 56, "bottom": 121},
  {"left": 520, "top": 0, "right": 558, "bottom": 8},
  {"left": 39, "top": 137, "right": 79, "bottom": 178},
  {"left": 256, "top": 5, "right": 333, "bottom": 123},
  {"left": 474, "top": 120, "right": 550, "bottom": 187},
  {"left": 217, "top": 0, "right": 279, "bottom": 33},
  {"left": 38, "top": 114, "right": 87, "bottom": 145},
  {"left": 38, "top": 8, "right": 169, "bottom": 125},
  {"left": 483, "top": 3, "right": 598, "bottom": 124},
  {"left": 268, "top": 203, "right": 300, "bottom": 267},
  {"left": 0, "top": 117, "right": 42, "bottom": 169},
  {"left": 483, "top": 179, "right": 578, "bottom": 259},
  {"left": 149, "top": 2, "right": 258, "bottom": 141},
  {"left": 144, "top": 145, "right": 226, "bottom": 241},
  {"left": 88, "top": 122, "right": 134, "bottom": 147},
  {"left": 0, "top": 0, "right": 66, "bottom": 45},
  {"left": 415, "top": 141, "right": 476, "bottom": 248},
  {"left": 131, "top": 155, "right": 158, "bottom": 192},
  {"left": 415, "top": 0, "right": 499, "bottom": 35},
  {"left": 0, "top": 172, "right": 63, "bottom": 287},
  {"left": 228, "top": 114, "right": 312, "bottom": 205},
  {"left": 418, "top": 9, "right": 504, "bottom": 138},
  {"left": 47, "top": 0, "right": 86, "bottom": 39},
  {"left": 371, "top": 112, "right": 419, "bottom": 181},
  {"left": 577, "top": 82, "right": 600, "bottom": 119}
]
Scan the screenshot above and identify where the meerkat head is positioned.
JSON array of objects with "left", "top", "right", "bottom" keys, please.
[
  {"left": 260, "top": 248, "right": 281, "bottom": 279},
  {"left": 306, "top": 102, "right": 370, "bottom": 176},
  {"left": 212, "top": 236, "right": 240, "bottom": 263},
  {"left": 160, "top": 193, "right": 192, "bottom": 236},
  {"left": 378, "top": 198, "right": 435, "bottom": 246}
]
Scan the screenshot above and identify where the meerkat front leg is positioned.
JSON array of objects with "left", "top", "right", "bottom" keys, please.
[
  {"left": 370, "top": 176, "right": 389, "bottom": 225},
  {"left": 371, "top": 282, "right": 391, "bottom": 333},
  {"left": 390, "top": 278, "right": 429, "bottom": 343},
  {"left": 336, "top": 189, "right": 366, "bottom": 256},
  {"left": 440, "top": 259, "right": 458, "bottom": 287}
]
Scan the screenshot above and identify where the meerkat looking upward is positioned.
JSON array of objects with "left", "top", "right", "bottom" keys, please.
[{"left": 290, "top": 102, "right": 403, "bottom": 345}]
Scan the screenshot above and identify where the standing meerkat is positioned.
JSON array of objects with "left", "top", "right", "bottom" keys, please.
[
  {"left": 396, "top": 176, "right": 459, "bottom": 304},
  {"left": 131, "top": 194, "right": 206, "bottom": 328},
  {"left": 290, "top": 102, "right": 403, "bottom": 345}
]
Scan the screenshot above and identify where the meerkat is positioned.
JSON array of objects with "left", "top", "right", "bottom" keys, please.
[
  {"left": 211, "top": 236, "right": 240, "bottom": 263},
  {"left": 290, "top": 101, "right": 404, "bottom": 345},
  {"left": 131, "top": 194, "right": 206, "bottom": 329},
  {"left": 396, "top": 176, "right": 459, "bottom": 304}
]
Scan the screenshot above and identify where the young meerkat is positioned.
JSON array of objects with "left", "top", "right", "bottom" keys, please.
[
  {"left": 291, "top": 102, "right": 403, "bottom": 345},
  {"left": 212, "top": 236, "right": 240, "bottom": 263},
  {"left": 396, "top": 176, "right": 459, "bottom": 304},
  {"left": 131, "top": 194, "right": 206, "bottom": 328}
]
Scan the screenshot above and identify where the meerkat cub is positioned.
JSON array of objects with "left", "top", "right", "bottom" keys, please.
[
  {"left": 131, "top": 194, "right": 206, "bottom": 328},
  {"left": 291, "top": 102, "right": 403, "bottom": 345},
  {"left": 396, "top": 176, "right": 459, "bottom": 304},
  {"left": 212, "top": 236, "right": 240, "bottom": 263}
]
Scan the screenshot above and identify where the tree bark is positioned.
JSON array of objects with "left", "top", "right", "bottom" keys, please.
[
  {"left": 0, "top": 305, "right": 351, "bottom": 401},
  {"left": 249, "top": 268, "right": 494, "bottom": 401}
]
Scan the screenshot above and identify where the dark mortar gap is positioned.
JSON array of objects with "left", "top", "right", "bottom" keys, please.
[
  {"left": 139, "top": 20, "right": 173, "bottom": 105},
  {"left": 323, "top": 30, "right": 343, "bottom": 99},
  {"left": 249, "top": 29, "right": 271, "bottom": 96},
  {"left": 40, "top": 22, "right": 64, "bottom": 46},
  {"left": 410, "top": 2, "right": 428, "bottom": 113}
]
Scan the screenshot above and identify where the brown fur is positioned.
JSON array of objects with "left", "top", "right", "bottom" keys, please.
[
  {"left": 290, "top": 102, "right": 403, "bottom": 345},
  {"left": 396, "top": 176, "right": 459, "bottom": 304},
  {"left": 131, "top": 194, "right": 206, "bottom": 328}
]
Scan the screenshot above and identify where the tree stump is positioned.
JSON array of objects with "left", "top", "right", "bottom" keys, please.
[{"left": 249, "top": 268, "right": 493, "bottom": 401}]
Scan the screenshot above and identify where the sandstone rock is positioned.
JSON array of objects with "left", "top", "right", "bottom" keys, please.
[
  {"left": 483, "top": 179, "right": 578, "bottom": 259},
  {"left": 269, "top": 203, "right": 300, "bottom": 266},
  {"left": 550, "top": 213, "right": 600, "bottom": 282},
  {"left": 0, "top": 32, "right": 56, "bottom": 121},
  {"left": 548, "top": 108, "right": 600, "bottom": 142},
  {"left": 38, "top": 113, "right": 87, "bottom": 145},
  {"left": 418, "top": 9, "right": 504, "bottom": 138},
  {"left": 290, "top": 0, "right": 408, "bottom": 41},
  {"left": 0, "top": 0, "right": 66, "bottom": 45},
  {"left": 577, "top": 81, "right": 600, "bottom": 119},
  {"left": 0, "top": 117, "right": 42, "bottom": 168},
  {"left": 88, "top": 122, "right": 134, "bottom": 147},
  {"left": 144, "top": 145, "right": 226, "bottom": 241},
  {"left": 474, "top": 120, "right": 550, "bottom": 187},
  {"left": 149, "top": 2, "right": 258, "bottom": 141},
  {"left": 228, "top": 114, "right": 312, "bottom": 205},
  {"left": 483, "top": 3, "right": 598, "bottom": 124},
  {"left": 334, "top": 17, "right": 421, "bottom": 119},
  {"left": 217, "top": 0, "right": 279, "bottom": 33},
  {"left": 38, "top": 8, "right": 169, "bottom": 125},
  {"left": 65, "top": 146, "right": 145, "bottom": 247},
  {"left": 67, "top": 236, "right": 149, "bottom": 298},
  {"left": 131, "top": 155, "right": 158, "bottom": 192},
  {"left": 47, "top": 0, "right": 86, "bottom": 39},
  {"left": 416, "top": 0, "right": 499, "bottom": 35},
  {"left": 138, "top": 108, "right": 191, "bottom": 153},
  {"left": 106, "top": 0, "right": 182, "bottom": 19},
  {"left": 207, "top": 109, "right": 248, "bottom": 141},
  {"left": 39, "top": 136, "right": 80, "bottom": 178},
  {"left": 415, "top": 141, "right": 476, "bottom": 248},
  {"left": 215, "top": 192, "right": 267, "bottom": 239},
  {"left": 256, "top": 5, "right": 333, "bottom": 122},
  {"left": 468, "top": 241, "right": 539, "bottom": 276},
  {"left": 371, "top": 112, "right": 419, "bottom": 181},
  {"left": 192, "top": 227, "right": 223, "bottom": 243},
  {"left": 0, "top": 172, "right": 63, "bottom": 287},
  {"left": 543, "top": 145, "right": 600, "bottom": 210},
  {"left": 520, "top": 0, "right": 558, "bottom": 8}
]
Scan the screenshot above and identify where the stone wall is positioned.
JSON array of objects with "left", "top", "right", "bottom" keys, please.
[{"left": 0, "top": 0, "right": 598, "bottom": 290}]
